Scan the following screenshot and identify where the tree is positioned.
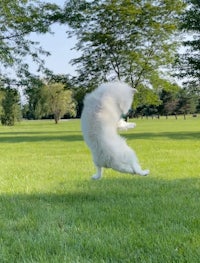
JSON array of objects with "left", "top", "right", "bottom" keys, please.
[
  {"left": 0, "top": 0, "right": 60, "bottom": 83},
  {"left": 0, "top": 89, "right": 4, "bottom": 116},
  {"left": 178, "top": 0, "right": 200, "bottom": 89},
  {"left": 0, "top": 88, "right": 21, "bottom": 126},
  {"left": 24, "top": 78, "right": 46, "bottom": 119},
  {"left": 158, "top": 89, "right": 179, "bottom": 118},
  {"left": 24, "top": 81, "right": 77, "bottom": 122},
  {"left": 177, "top": 88, "right": 198, "bottom": 119},
  {"left": 133, "top": 85, "right": 161, "bottom": 116},
  {"left": 72, "top": 88, "right": 86, "bottom": 118},
  {"left": 44, "top": 83, "right": 76, "bottom": 124},
  {"left": 64, "top": 0, "right": 185, "bottom": 88}
]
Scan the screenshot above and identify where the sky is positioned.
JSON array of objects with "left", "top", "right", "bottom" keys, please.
[
  {"left": 28, "top": 0, "right": 78, "bottom": 76},
  {"left": 29, "top": 23, "right": 78, "bottom": 76}
]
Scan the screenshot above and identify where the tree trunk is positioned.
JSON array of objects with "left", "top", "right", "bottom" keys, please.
[{"left": 54, "top": 112, "right": 60, "bottom": 124}]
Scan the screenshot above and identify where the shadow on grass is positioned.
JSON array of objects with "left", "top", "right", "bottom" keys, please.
[
  {"left": 0, "top": 131, "right": 83, "bottom": 143},
  {"left": 123, "top": 131, "right": 200, "bottom": 140},
  {"left": 0, "top": 177, "right": 199, "bottom": 261},
  {"left": 0, "top": 130, "right": 199, "bottom": 143},
  {"left": 1, "top": 177, "right": 199, "bottom": 221}
]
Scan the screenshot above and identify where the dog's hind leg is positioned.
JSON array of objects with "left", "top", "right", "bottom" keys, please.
[
  {"left": 120, "top": 148, "right": 149, "bottom": 176},
  {"left": 92, "top": 166, "right": 103, "bottom": 180}
]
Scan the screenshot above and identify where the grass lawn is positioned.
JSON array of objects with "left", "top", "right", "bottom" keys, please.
[{"left": 0, "top": 117, "right": 200, "bottom": 263}]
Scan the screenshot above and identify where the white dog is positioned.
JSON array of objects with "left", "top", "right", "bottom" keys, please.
[
  {"left": 81, "top": 81, "right": 149, "bottom": 179},
  {"left": 117, "top": 118, "right": 136, "bottom": 131}
]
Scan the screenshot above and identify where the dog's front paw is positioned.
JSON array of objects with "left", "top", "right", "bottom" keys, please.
[
  {"left": 128, "top": 122, "right": 136, "bottom": 129},
  {"left": 140, "top": 169, "right": 150, "bottom": 176}
]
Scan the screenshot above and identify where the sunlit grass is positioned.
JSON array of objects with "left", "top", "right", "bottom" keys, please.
[{"left": 0, "top": 117, "right": 200, "bottom": 262}]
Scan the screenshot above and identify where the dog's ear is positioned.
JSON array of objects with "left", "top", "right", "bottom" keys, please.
[{"left": 131, "top": 88, "right": 138, "bottom": 94}]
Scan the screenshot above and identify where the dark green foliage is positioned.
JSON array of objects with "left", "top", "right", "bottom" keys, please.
[
  {"left": 134, "top": 86, "right": 199, "bottom": 118},
  {"left": 23, "top": 78, "right": 45, "bottom": 120},
  {"left": 23, "top": 81, "right": 76, "bottom": 123},
  {"left": 63, "top": 0, "right": 185, "bottom": 88},
  {"left": 0, "top": 88, "right": 21, "bottom": 126},
  {"left": 158, "top": 90, "right": 179, "bottom": 118},
  {"left": 178, "top": 0, "right": 200, "bottom": 87},
  {"left": 177, "top": 88, "right": 198, "bottom": 118},
  {"left": 0, "top": 0, "right": 60, "bottom": 82}
]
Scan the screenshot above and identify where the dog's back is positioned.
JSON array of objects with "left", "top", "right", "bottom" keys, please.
[{"left": 81, "top": 81, "right": 133, "bottom": 147}]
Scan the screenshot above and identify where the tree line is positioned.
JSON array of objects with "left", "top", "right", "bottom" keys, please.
[
  {"left": 0, "top": 80, "right": 76, "bottom": 125},
  {"left": 1, "top": 75, "right": 199, "bottom": 125},
  {"left": 0, "top": 0, "right": 200, "bottom": 125}
]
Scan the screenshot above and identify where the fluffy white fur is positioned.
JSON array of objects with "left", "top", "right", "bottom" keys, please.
[
  {"left": 117, "top": 118, "right": 136, "bottom": 131},
  {"left": 81, "top": 81, "right": 149, "bottom": 179}
]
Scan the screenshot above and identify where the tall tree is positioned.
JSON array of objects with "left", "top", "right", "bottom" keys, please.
[
  {"left": 0, "top": 88, "right": 4, "bottom": 117},
  {"left": 0, "top": 88, "right": 21, "bottom": 126},
  {"left": 24, "top": 78, "right": 46, "bottom": 119},
  {"left": 177, "top": 88, "right": 198, "bottom": 118},
  {"left": 64, "top": 0, "right": 185, "bottom": 88},
  {"left": 178, "top": 0, "right": 200, "bottom": 90},
  {"left": 44, "top": 83, "right": 76, "bottom": 124},
  {"left": 24, "top": 81, "right": 77, "bottom": 122},
  {"left": 158, "top": 89, "right": 179, "bottom": 118},
  {"left": 133, "top": 85, "right": 161, "bottom": 110},
  {"left": 0, "top": 0, "right": 60, "bottom": 83}
]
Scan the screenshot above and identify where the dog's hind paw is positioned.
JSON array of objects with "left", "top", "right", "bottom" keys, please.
[
  {"left": 140, "top": 169, "right": 150, "bottom": 176},
  {"left": 92, "top": 174, "right": 102, "bottom": 180}
]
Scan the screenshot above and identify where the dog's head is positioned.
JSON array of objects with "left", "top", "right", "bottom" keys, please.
[{"left": 118, "top": 84, "right": 137, "bottom": 115}]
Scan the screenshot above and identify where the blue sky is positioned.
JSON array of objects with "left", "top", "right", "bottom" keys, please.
[
  {"left": 29, "top": 0, "right": 78, "bottom": 76},
  {"left": 29, "top": 23, "right": 78, "bottom": 76}
]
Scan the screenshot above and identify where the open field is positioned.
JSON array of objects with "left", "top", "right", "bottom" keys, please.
[{"left": 0, "top": 117, "right": 200, "bottom": 262}]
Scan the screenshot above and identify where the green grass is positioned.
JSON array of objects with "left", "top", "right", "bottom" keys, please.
[{"left": 0, "top": 117, "right": 200, "bottom": 263}]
